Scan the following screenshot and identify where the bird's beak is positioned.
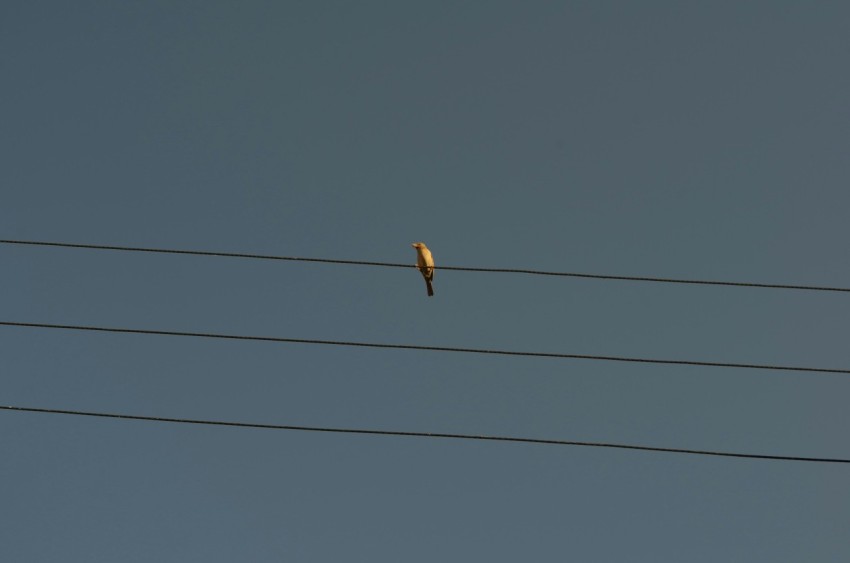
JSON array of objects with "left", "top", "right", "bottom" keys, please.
[{"left": 411, "top": 243, "right": 417, "bottom": 248}]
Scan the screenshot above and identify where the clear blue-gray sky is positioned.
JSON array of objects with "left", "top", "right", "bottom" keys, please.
[{"left": 3, "top": 1, "right": 849, "bottom": 560}]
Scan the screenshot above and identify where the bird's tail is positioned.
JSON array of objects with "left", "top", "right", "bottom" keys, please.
[{"left": 426, "top": 280, "right": 434, "bottom": 297}]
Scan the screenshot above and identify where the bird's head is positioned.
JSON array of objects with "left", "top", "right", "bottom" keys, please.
[{"left": 411, "top": 242, "right": 426, "bottom": 249}]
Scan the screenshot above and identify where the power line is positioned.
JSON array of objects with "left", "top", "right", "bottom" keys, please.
[
  {"left": 2, "top": 320, "right": 848, "bottom": 375},
  {"left": 2, "top": 238, "right": 847, "bottom": 293},
  {"left": 3, "top": 405, "right": 846, "bottom": 464}
]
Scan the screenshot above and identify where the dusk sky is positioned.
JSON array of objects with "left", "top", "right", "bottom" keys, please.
[{"left": 3, "top": 2, "right": 849, "bottom": 560}]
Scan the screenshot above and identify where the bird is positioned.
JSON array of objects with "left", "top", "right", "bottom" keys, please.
[{"left": 411, "top": 242, "right": 434, "bottom": 297}]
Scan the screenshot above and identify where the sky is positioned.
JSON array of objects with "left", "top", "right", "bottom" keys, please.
[{"left": 2, "top": 1, "right": 849, "bottom": 560}]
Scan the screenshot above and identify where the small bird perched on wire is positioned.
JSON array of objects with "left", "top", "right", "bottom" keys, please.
[{"left": 411, "top": 242, "right": 435, "bottom": 297}]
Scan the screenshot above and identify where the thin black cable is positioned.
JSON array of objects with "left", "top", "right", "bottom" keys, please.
[
  {"left": 2, "top": 238, "right": 846, "bottom": 293},
  {"left": 2, "top": 405, "right": 846, "bottom": 463},
  {"left": 2, "top": 320, "right": 848, "bottom": 375}
]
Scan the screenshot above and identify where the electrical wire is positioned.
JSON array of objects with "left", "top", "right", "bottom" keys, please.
[
  {"left": 2, "top": 320, "right": 848, "bottom": 375},
  {"left": 2, "top": 238, "right": 847, "bottom": 293},
  {"left": 2, "top": 405, "right": 846, "bottom": 463}
]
